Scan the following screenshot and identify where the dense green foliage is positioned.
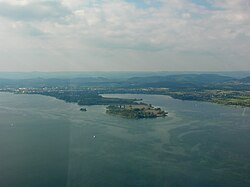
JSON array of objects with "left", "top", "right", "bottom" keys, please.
[
  {"left": 32, "top": 91, "right": 137, "bottom": 105},
  {"left": 106, "top": 105, "right": 167, "bottom": 119},
  {"left": 107, "top": 106, "right": 155, "bottom": 119}
]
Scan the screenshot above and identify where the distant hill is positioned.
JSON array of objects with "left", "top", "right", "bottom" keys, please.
[
  {"left": 0, "top": 77, "right": 110, "bottom": 88},
  {"left": 240, "top": 76, "right": 250, "bottom": 83},
  {"left": 0, "top": 73, "right": 249, "bottom": 90},
  {"left": 0, "top": 71, "right": 249, "bottom": 79},
  {"left": 126, "top": 74, "right": 235, "bottom": 88}
]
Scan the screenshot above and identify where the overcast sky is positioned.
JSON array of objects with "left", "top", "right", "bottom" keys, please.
[{"left": 0, "top": 0, "right": 249, "bottom": 72}]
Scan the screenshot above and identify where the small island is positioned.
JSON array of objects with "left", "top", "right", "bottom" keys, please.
[
  {"left": 80, "top": 108, "right": 87, "bottom": 112},
  {"left": 106, "top": 103, "right": 168, "bottom": 119}
]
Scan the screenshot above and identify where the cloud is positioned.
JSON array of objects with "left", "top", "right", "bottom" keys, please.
[
  {"left": 0, "top": 1, "right": 71, "bottom": 21},
  {"left": 0, "top": 0, "right": 249, "bottom": 71}
]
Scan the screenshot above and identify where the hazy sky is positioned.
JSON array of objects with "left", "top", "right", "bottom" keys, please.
[{"left": 0, "top": 0, "right": 250, "bottom": 72}]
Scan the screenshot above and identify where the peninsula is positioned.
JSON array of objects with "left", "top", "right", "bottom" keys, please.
[{"left": 1, "top": 73, "right": 250, "bottom": 108}]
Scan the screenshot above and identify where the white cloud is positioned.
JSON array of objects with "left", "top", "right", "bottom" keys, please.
[{"left": 0, "top": 0, "right": 249, "bottom": 71}]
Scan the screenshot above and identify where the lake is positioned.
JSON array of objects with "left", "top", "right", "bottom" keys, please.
[{"left": 0, "top": 93, "right": 249, "bottom": 187}]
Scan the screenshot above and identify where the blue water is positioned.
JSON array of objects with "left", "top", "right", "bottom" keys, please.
[{"left": 0, "top": 93, "right": 249, "bottom": 187}]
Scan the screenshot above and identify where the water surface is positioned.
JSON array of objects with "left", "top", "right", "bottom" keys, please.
[{"left": 0, "top": 93, "right": 249, "bottom": 187}]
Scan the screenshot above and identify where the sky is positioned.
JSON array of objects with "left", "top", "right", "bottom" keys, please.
[{"left": 0, "top": 0, "right": 249, "bottom": 72}]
